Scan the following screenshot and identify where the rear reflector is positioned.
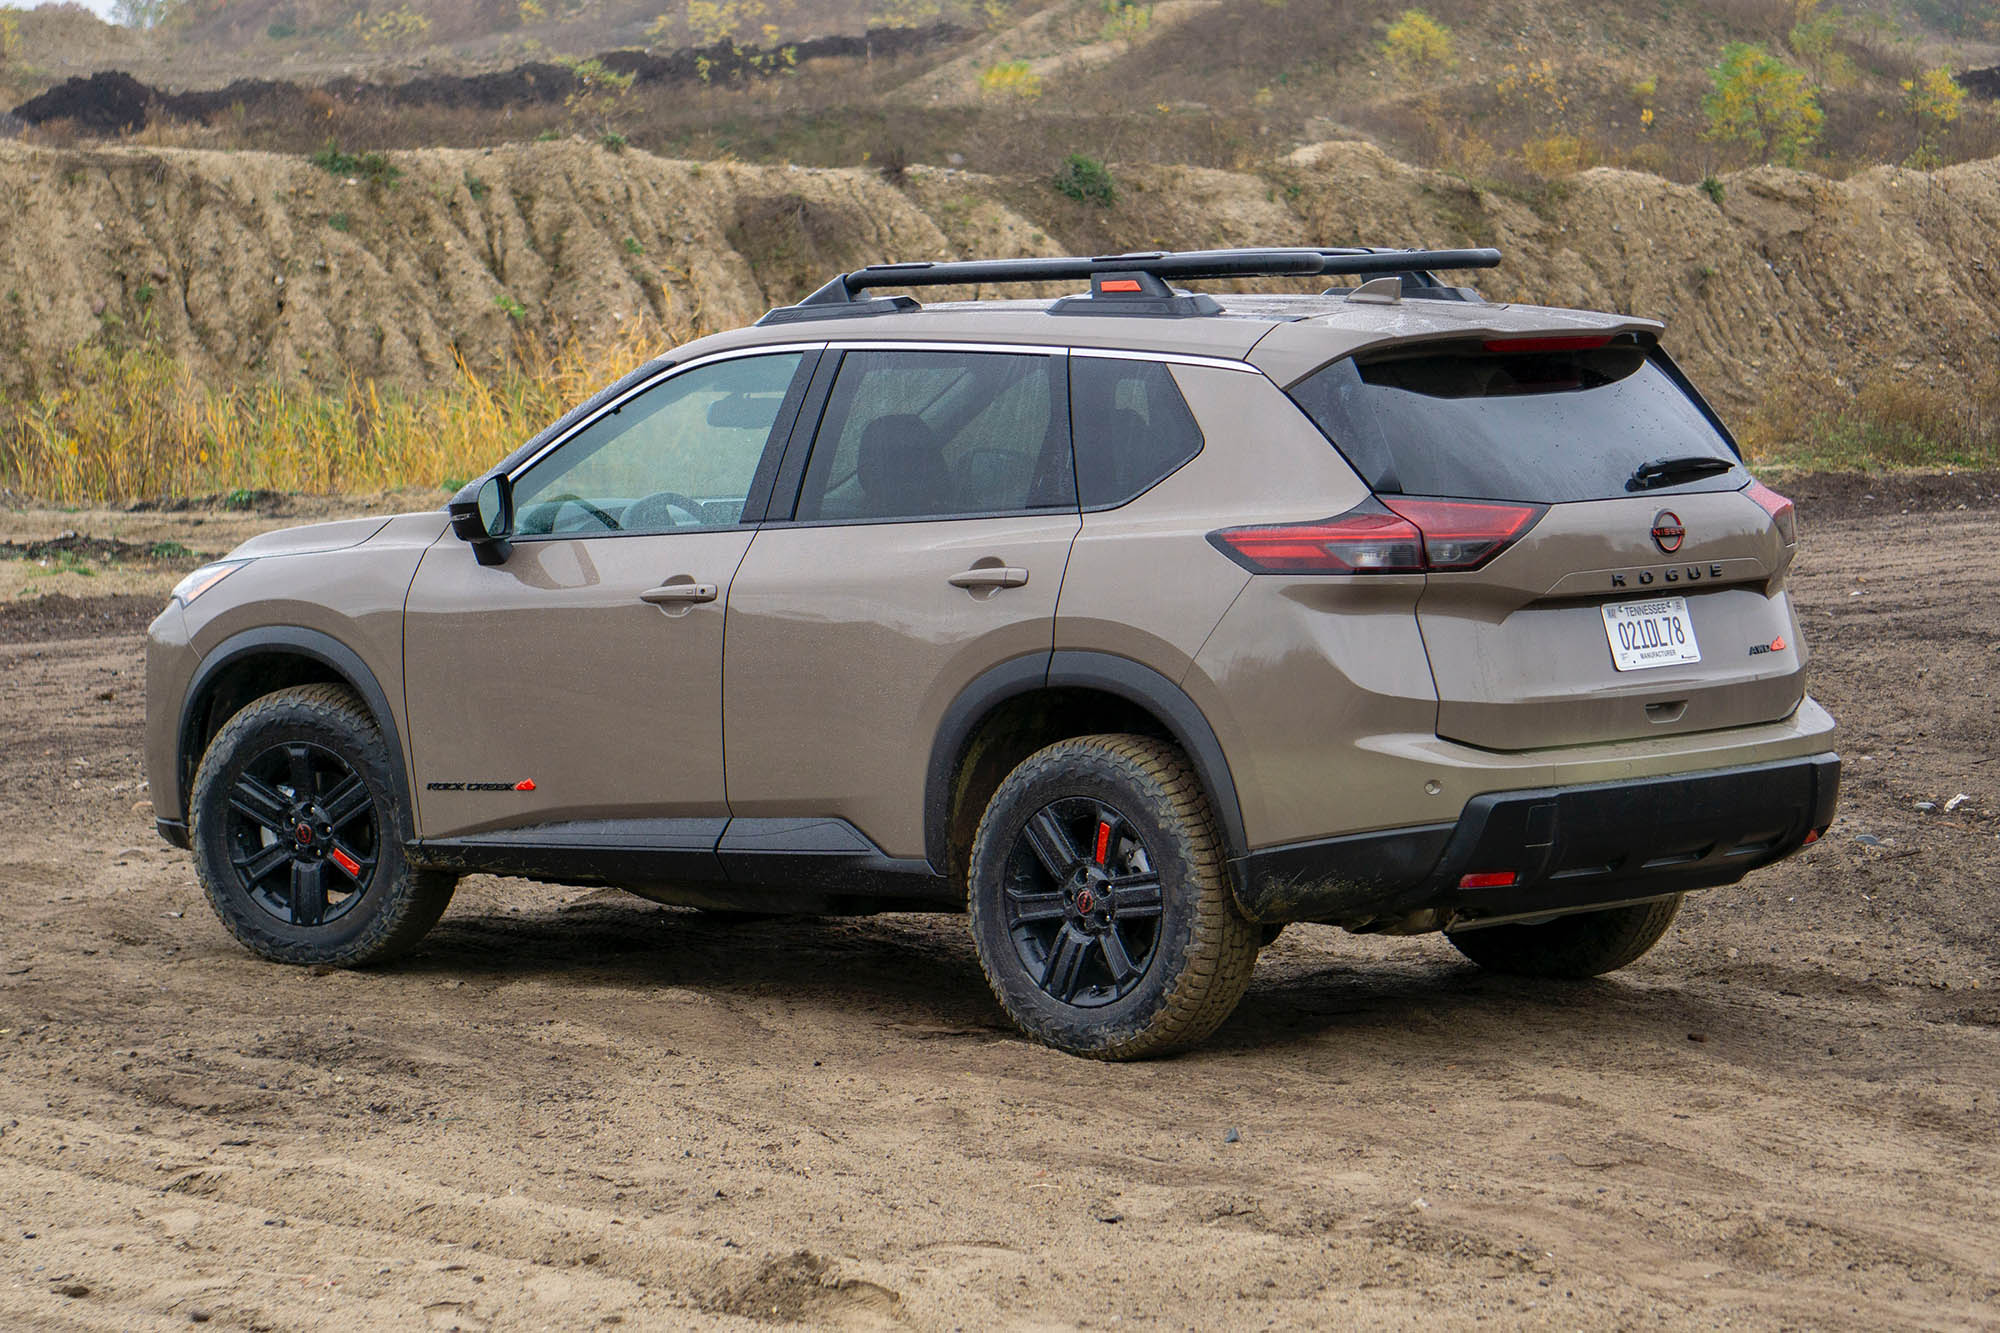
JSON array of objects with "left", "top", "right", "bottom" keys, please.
[
  {"left": 1744, "top": 479, "right": 1797, "bottom": 544},
  {"left": 1458, "top": 871, "right": 1518, "bottom": 889},
  {"left": 1209, "top": 497, "right": 1544, "bottom": 575}
]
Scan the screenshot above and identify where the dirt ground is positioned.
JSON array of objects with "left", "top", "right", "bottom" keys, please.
[{"left": 0, "top": 476, "right": 1996, "bottom": 1331}]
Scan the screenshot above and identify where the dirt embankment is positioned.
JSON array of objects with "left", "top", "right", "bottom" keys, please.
[{"left": 0, "top": 138, "right": 1996, "bottom": 415}]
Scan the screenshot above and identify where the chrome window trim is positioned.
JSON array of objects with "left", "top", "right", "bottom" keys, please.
[
  {"left": 821, "top": 339, "right": 1072, "bottom": 358},
  {"left": 1066, "top": 346, "right": 1260, "bottom": 374},
  {"left": 505, "top": 338, "right": 1257, "bottom": 483},
  {"left": 821, "top": 340, "right": 1257, "bottom": 374}
]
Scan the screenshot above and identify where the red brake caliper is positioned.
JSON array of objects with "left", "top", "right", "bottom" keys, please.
[
  {"left": 1093, "top": 821, "right": 1112, "bottom": 866},
  {"left": 329, "top": 848, "right": 361, "bottom": 877}
]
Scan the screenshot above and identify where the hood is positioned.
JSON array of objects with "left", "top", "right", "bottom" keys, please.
[{"left": 227, "top": 516, "right": 393, "bottom": 560}]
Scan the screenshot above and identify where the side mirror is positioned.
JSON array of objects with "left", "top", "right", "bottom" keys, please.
[{"left": 449, "top": 474, "right": 514, "bottom": 566}]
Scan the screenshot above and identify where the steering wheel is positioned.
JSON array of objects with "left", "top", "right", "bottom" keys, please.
[
  {"left": 542, "top": 492, "right": 623, "bottom": 532},
  {"left": 625, "top": 490, "right": 708, "bottom": 532}
]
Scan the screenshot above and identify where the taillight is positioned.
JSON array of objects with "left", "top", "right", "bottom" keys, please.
[
  {"left": 1209, "top": 497, "right": 1544, "bottom": 575},
  {"left": 1379, "top": 498, "right": 1544, "bottom": 570},
  {"left": 1744, "top": 480, "right": 1797, "bottom": 544}
]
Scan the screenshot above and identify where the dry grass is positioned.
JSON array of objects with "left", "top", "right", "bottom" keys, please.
[
  {"left": 0, "top": 315, "right": 689, "bottom": 504},
  {"left": 1742, "top": 368, "right": 2000, "bottom": 472}
]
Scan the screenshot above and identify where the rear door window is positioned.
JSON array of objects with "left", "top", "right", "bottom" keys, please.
[
  {"left": 1287, "top": 341, "right": 1745, "bottom": 503},
  {"left": 1070, "top": 356, "right": 1205, "bottom": 509},
  {"left": 793, "top": 350, "right": 1075, "bottom": 522}
]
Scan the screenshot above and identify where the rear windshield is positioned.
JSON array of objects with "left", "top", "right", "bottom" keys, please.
[{"left": 1287, "top": 342, "right": 1745, "bottom": 504}]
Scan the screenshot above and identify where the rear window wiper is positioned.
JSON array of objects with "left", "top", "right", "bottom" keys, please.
[{"left": 1629, "top": 455, "right": 1734, "bottom": 490}]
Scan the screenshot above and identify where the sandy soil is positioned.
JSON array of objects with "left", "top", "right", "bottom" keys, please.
[{"left": 1, "top": 478, "right": 1996, "bottom": 1330}]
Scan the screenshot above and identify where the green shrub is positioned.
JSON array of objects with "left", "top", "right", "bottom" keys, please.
[
  {"left": 307, "top": 144, "right": 402, "bottom": 186},
  {"left": 1053, "top": 153, "right": 1116, "bottom": 207},
  {"left": 1702, "top": 43, "right": 1822, "bottom": 166}
]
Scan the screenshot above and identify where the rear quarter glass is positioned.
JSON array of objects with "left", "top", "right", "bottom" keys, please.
[{"left": 1287, "top": 343, "right": 1746, "bottom": 504}]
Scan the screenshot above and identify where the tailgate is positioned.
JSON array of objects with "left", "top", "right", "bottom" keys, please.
[{"left": 1418, "top": 490, "right": 1805, "bottom": 749}]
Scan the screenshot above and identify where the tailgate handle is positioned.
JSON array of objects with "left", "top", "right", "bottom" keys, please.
[
  {"left": 1645, "top": 700, "right": 1688, "bottom": 724},
  {"left": 640, "top": 581, "right": 718, "bottom": 605},
  {"left": 948, "top": 566, "right": 1029, "bottom": 590}
]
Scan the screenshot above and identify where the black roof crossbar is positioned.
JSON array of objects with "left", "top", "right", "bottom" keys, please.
[{"left": 756, "top": 246, "right": 1503, "bottom": 324}]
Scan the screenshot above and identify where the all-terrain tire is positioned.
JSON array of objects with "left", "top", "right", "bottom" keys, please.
[
  {"left": 189, "top": 683, "right": 455, "bottom": 967},
  {"left": 1445, "top": 895, "right": 1682, "bottom": 978},
  {"left": 966, "top": 734, "right": 1259, "bottom": 1059}
]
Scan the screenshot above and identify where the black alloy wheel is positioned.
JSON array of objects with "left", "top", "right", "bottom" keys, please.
[
  {"left": 1003, "top": 796, "right": 1163, "bottom": 1007},
  {"left": 190, "top": 683, "right": 456, "bottom": 967},
  {"left": 966, "top": 734, "right": 1260, "bottom": 1059},
  {"left": 222, "top": 740, "right": 378, "bottom": 928}
]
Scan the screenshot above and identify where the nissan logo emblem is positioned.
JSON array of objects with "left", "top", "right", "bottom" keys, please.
[{"left": 1651, "top": 511, "right": 1685, "bottom": 554}]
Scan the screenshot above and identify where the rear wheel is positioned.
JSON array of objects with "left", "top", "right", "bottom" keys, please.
[
  {"left": 966, "top": 735, "right": 1259, "bottom": 1059},
  {"left": 189, "top": 683, "right": 455, "bottom": 967},
  {"left": 1446, "top": 896, "right": 1681, "bottom": 978}
]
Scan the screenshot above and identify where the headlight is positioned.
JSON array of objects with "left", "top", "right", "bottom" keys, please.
[{"left": 171, "top": 560, "right": 248, "bottom": 605}]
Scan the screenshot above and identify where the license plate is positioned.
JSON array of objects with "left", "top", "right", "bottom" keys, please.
[{"left": 1601, "top": 596, "right": 1701, "bottom": 672}]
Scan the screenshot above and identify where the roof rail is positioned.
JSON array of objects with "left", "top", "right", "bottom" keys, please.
[{"left": 754, "top": 246, "right": 1503, "bottom": 324}]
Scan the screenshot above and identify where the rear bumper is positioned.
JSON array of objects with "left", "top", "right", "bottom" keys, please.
[{"left": 1229, "top": 752, "right": 1840, "bottom": 927}]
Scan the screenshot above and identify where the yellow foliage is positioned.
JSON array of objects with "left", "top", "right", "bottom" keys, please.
[
  {"left": 686, "top": 0, "right": 766, "bottom": 46},
  {"left": 1521, "top": 132, "right": 1587, "bottom": 177},
  {"left": 1383, "top": 9, "right": 1453, "bottom": 81},
  {"left": 0, "top": 315, "right": 693, "bottom": 504},
  {"left": 1099, "top": 1, "right": 1151, "bottom": 42},
  {"left": 518, "top": 0, "right": 546, "bottom": 23},
  {"left": 978, "top": 60, "right": 1043, "bottom": 98},
  {"left": 1433, "top": 126, "right": 1495, "bottom": 176},
  {"left": 350, "top": 5, "right": 432, "bottom": 48},
  {"left": 1905, "top": 67, "right": 1966, "bottom": 128},
  {"left": 1702, "top": 42, "right": 1822, "bottom": 165},
  {"left": 872, "top": 0, "right": 940, "bottom": 29},
  {"left": 0, "top": 13, "right": 20, "bottom": 65},
  {"left": 1495, "top": 53, "right": 1568, "bottom": 123}
]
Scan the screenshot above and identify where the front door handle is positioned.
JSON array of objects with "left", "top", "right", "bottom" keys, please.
[
  {"left": 640, "top": 581, "right": 718, "bottom": 605},
  {"left": 948, "top": 566, "right": 1029, "bottom": 590}
]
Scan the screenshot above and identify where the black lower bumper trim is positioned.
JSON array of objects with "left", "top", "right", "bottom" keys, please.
[{"left": 1229, "top": 752, "right": 1840, "bottom": 926}]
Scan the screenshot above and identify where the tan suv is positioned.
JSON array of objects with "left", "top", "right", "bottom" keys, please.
[{"left": 145, "top": 246, "right": 1839, "bottom": 1058}]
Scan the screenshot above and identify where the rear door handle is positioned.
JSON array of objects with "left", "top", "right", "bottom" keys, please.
[
  {"left": 948, "top": 566, "right": 1029, "bottom": 590},
  {"left": 640, "top": 582, "right": 718, "bottom": 605}
]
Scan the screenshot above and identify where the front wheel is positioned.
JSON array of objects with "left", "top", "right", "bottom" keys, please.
[
  {"left": 966, "top": 735, "right": 1259, "bottom": 1060},
  {"left": 1446, "top": 896, "right": 1681, "bottom": 978},
  {"left": 189, "top": 683, "right": 455, "bottom": 967}
]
